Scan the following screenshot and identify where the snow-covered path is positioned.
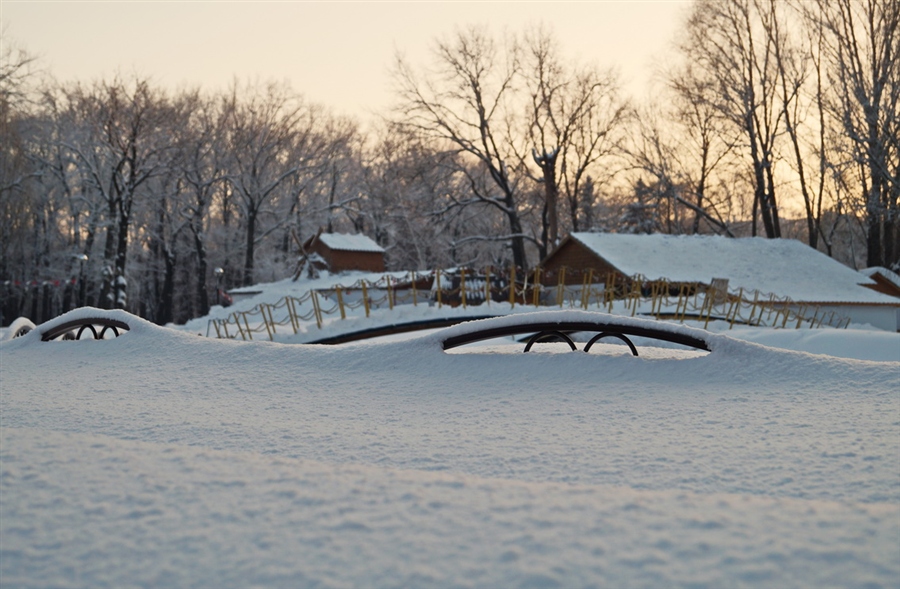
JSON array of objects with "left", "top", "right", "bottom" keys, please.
[{"left": 1, "top": 310, "right": 898, "bottom": 587}]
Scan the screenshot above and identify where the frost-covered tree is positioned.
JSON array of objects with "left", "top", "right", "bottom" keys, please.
[
  {"left": 53, "top": 78, "right": 180, "bottom": 308},
  {"left": 810, "top": 0, "right": 899, "bottom": 269},
  {"left": 519, "top": 26, "right": 630, "bottom": 252},
  {"left": 392, "top": 27, "right": 531, "bottom": 268}
]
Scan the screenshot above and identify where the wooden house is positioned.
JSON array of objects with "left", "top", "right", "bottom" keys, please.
[
  {"left": 301, "top": 232, "right": 386, "bottom": 274},
  {"left": 539, "top": 232, "right": 900, "bottom": 331}
]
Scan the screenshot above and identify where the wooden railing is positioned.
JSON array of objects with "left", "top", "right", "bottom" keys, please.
[{"left": 207, "top": 267, "right": 851, "bottom": 341}]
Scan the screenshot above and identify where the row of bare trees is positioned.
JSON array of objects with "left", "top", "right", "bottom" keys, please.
[
  {"left": 630, "top": 0, "right": 898, "bottom": 267},
  {"left": 0, "top": 69, "right": 532, "bottom": 324},
  {"left": 1, "top": 0, "right": 897, "bottom": 325}
]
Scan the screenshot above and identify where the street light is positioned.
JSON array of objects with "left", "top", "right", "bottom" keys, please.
[
  {"left": 74, "top": 254, "right": 88, "bottom": 307},
  {"left": 214, "top": 267, "right": 224, "bottom": 305}
]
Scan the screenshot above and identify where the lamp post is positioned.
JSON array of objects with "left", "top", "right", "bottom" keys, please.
[
  {"left": 75, "top": 254, "right": 88, "bottom": 307},
  {"left": 214, "top": 267, "right": 224, "bottom": 305}
]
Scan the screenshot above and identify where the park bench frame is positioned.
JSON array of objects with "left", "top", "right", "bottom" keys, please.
[
  {"left": 440, "top": 319, "right": 710, "bottom": 355},
  {"left": 40, "top": 318, "right": 131, "bottom": 341}
]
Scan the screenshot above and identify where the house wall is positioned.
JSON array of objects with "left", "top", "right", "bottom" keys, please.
[{"left": 312, "top": 244, "right": 385, "bottom": 273}]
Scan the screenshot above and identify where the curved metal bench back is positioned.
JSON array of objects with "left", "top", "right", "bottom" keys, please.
[
  {"left": 40, "top": 318, "right": 131, "bottom": 342},
  {"left": 440, "top": 320, "right": 710, "bottom": 353},
  {"left": 13, "top": 325, "right": 33, "bottom": 338}
]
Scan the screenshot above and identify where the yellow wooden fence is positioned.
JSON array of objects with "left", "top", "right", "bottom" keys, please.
[{"left": 208, "top": 267, "right": 851, "bottom": 341}]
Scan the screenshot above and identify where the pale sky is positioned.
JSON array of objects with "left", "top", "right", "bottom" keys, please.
[{"left": 2, "top": 1, "right": 690, "bottom": 121}]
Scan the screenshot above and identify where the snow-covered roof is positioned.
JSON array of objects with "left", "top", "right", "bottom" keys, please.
[
  {"left": 567, "top": 232, "right": 897, "bottom": 305},
  {"left": 861, "top": 266, "right": 900, "bottom": 290},
  {"left": 318, "top": 233, "right": 384, "bottom": 253}
]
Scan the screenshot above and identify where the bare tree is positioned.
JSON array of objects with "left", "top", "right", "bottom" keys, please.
[
  {"left": 56, "top": 78, "right": 178, "bottom": 308},
  {"left": 175, "top": 90, "right": 228, "bottom": 316},
  {"left": 0, "top": 39, "right": 40, "bottom": 282},
  {"left": 662, "top": 61, "right": 741, "bottom": 235},
  {"left": 222, "top": 81, "right": 315, "bottom": 286},
  {"left": 681, "top": 0, "right": 785, "bottom": 238},
  {"left": 520, "top": 27, "right": 629, "bottom": 253},
  {"left": 811, "top": 0, "right": 899, "bottom": 269},
  {"left": 393, "top": 27, "right": 530, "bottom": 268}
]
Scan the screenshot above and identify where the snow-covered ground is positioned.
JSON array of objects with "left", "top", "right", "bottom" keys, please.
[{"left": 1, "top": 306, "right": 898, "bottom": 588}]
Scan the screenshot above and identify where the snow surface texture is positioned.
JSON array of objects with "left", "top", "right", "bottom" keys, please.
[
  {"left": 1, "top": 308, "right": 899, "bottom": 588},
  {"left": 569, "top": 232, "right": 897, "bottom": 304}
]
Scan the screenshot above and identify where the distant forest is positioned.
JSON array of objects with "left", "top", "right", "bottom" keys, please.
[{"left": 1, "top": 0, "right": 897, "bottom": 325}]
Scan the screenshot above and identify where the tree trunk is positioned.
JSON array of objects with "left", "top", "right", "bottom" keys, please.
[
  {"left": 157, "top": 248, "right": 176, "bottom": 325},
  {"left": 113, "top": 205, "right": 130, "bottom": 309},
  {"left": 533, "top": 148, "right": 560, "bottom": 247},
  {"left": 194, "top": 232, "right": 209, "bottom": 317},
  {"left": 98, "top": 200, "right": 119, "bottom": 309},
  {"left": 243, "top": 207, "right": 257, "bottom": 286}
]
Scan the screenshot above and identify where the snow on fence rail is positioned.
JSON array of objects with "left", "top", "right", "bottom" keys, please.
[{"left": 207, "top": 267, "right": 851, "bottom": 341}]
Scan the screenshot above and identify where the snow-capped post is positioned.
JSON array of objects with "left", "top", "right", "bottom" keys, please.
[
  {"left": 746, "top": 292, "right": 760, "bottom": 327},
  {"left": 509, "top": 266, "right": 516, "bottom": 307},
  {"left": 214, "top": 267, "right": 224, "bottom": 305},
  {"left": 701, "top": 288, "right": 715, "bottom": 328},
  {"left": 532, "top": 268, "right": 541, "bottom": 306},
  {"left": 411, "top": 272, "right": 418, "bottom": 307},
  {"left": 387, "top": 276, "right": 394, "bottom": 310},
  {"left": 604, "top": 273, "right": 614, "bottom": 312},
  {"left": 435, "top": 270, "right": 442, "bottom": 308},
  {"left": 361, "top": 281, "right": 370, "bottom": 317},
  {"left": 780, "top": 303, "right": 791, "bottom": 328},
  {"left": 581, "top": 269, "right": 592, "bottom": 310},
  {"left": 728, "top": 288, "right": 745, "bottom": 328},
  {"left": 674, "top": 284, "right": 685, "bottom": 322},
  {"left": 460, "top": 268, "right": 467, "bottom": 308},
  {"left": 75, "top": 253, "right": 88, "bottom": 307},
  {"left": 286, "top": 296, "right": 299, "bottom": 333},
  {"left": 556, "top": 267, "right": 567, "bottom": 307},
  {"left": 725, "top": 297, "right": 738, "bottom": 328},
  {"left": 242, "top": 312, "right": 254, "bottom": 340},
  {"left": 232, "top": 312, "right": 246, "bottom": 340},
  {"left": 336, "top": 287, "right": 346, "bottom": 319},
  {"left": 656, "top": 280, "right": 668, "bottom": 317},
  {"left": 262, "top": 304, "right": 275, "bottom": 340},
  {"left": 267, "top": 304, "right": 278, "bottom": 338},
  {"left": 768, "top": 296, "right": 781, "bottom": 324},
  {"left": 311, "top": 290, "right": 323, "bottom": 329}
]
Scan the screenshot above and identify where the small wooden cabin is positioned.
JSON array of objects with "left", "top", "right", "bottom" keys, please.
[{"left": 302, "top": 232, "right": 385, "bottom": 274}]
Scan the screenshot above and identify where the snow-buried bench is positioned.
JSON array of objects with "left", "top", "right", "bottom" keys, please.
[
  {"left": 4, "top": 317, "right": 36, "bottom": 340},
  {"left": 436, "top": 310, "right": 712, "bottom": 354},
  {"left": 32, "top": 308, "right": 133, "bottom": 341}
]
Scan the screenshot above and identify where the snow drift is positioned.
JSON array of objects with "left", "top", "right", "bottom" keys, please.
[{"left": 1, "top": 308, "right": 898, "bottom": 588}]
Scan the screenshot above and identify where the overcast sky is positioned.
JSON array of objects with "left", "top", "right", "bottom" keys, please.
[{"left": 3, "top": 1, "right": 690, "bottom": 121}]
